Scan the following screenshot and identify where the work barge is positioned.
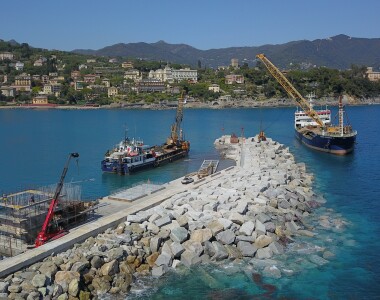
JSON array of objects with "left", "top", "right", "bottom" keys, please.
[{"left": 0, "top": 184, "right": 96, "bottom": 257}]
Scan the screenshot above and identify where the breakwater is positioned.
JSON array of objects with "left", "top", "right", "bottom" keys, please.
[{"left": 0, "top": 135, "right": 338, "bottom": 298}]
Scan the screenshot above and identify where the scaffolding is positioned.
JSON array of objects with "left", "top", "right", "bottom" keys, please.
[{"left": 0, "top": 183, "right": 96, "bottom": 257}]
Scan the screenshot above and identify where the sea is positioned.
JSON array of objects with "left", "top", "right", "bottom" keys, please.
[{"left": 0, "top": 105, "right": 379, "bottom": 299}]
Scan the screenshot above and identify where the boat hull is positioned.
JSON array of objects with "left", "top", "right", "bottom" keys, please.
[
  {"left": 101, "top": 148, "right": 189, "bottom": 175},
  {"left": 295, "top": 129, "right": 356, "bottom": 155}
]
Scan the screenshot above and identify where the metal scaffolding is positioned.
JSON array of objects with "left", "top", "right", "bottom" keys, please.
[{"left": 0, "top": 184, "right": 95, "bottom": 257}]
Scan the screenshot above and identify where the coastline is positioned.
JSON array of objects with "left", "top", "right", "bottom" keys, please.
[{"left": 1, "top": 97, "right": 380, "bottom": 111}]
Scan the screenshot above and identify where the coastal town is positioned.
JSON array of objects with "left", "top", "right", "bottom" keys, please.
[{"left": 1, "top": 42, "right": 380, "bottom": 110}]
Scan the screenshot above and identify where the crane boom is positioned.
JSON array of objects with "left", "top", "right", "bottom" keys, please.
[
  {"left": 168, "top": 91, "right": 184, "bottom": 144},
  {"left": 256, "top": 53, "right": 325, "bottom": 128},
  {"left": 35, "top": 152, "right": 79, "bottom": 247}
]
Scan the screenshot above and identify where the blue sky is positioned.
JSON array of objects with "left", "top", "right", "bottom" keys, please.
[{"left": 1, "top": 0, "right": 379, "bottom": 51}]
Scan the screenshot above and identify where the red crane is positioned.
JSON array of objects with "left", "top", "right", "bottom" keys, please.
[{"left": 35, "top": 152, "right": 79, "bottom": 247}]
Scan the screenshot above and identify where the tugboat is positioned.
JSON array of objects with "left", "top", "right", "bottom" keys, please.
[
  {"left": 101, "top": 93, "right": 190, "bottom": 174},
  {"left": 256, "top": 53, "right": 357, "bottom": 155}
]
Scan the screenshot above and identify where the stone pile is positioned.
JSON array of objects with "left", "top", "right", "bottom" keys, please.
[{"left": 0, "top": 136, "right": 328, "bottom": 299}]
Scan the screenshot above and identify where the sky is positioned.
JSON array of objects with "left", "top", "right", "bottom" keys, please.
[{"left": 1, "top": 0, "right": 379, "bottom": 51}]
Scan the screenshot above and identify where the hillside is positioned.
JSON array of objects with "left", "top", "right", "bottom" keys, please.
[{"left": 72, "top": 34, "right": 380, "bottom": 69}]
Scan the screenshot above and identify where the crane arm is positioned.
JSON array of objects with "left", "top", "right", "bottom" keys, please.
[
  {"left": 35, "top": 152, "right": 79, "bottom": 247},
  {"left": 256, "top": 53, "right": 325, "bottom": 128},
  {"left": 170, "top": 91, "right": 184, "bottom": 142}
]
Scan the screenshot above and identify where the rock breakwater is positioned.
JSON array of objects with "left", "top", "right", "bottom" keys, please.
[{"left": 0, "top": 135, "right": 340, "bottom": 299}]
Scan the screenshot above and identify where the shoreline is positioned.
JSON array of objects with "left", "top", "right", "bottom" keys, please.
[
  {"left": 0, "top": 100, "right": 379, "bottom": 111},
  {"left": 0, "top": 134, "right": 348, "bottom": 298}
]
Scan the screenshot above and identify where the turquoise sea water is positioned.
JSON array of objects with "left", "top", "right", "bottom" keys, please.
[{"left": 0, "top": 106, "right": 379, "bottom": 299}]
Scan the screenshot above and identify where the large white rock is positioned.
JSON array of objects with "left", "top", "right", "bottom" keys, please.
[{"left": 239, "top": 221, "right": 255, "bottom": 236}]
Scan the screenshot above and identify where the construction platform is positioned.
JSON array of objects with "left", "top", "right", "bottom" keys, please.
[{"left": 108, "top": 182, "right": 164, "bottom": 202}]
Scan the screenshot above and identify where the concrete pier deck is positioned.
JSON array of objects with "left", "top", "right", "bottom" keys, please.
[{"left": 0, "top": 167, "right": 235, "bottom": 278}]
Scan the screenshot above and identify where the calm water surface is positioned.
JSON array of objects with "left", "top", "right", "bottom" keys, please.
[{"left": 0, "top": 106, "right": 379, "bottom": 299}]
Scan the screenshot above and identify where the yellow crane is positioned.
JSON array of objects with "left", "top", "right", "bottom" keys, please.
[
  {"left": 256, "top": 53, "right": 325, "bottom": 128},
  {"left": 167, "top": 91, "right": 185, "bottom": 145}
]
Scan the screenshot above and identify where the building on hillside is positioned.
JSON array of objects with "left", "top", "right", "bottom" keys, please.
[
  {"left": 135, "top": 79, "right": 165, "bottom": 93},
  {"left": 33, "top": 59, "right": 44, "bottom": 67},
  {"left": 366, "top": 67, "right": 380, "bottom": 82},
  {"left": 12, "top": 73, "right": 31, "bottom": 91},
  {"left": 49, "top": 72, "right": 58, "bottom": 77},
  {"left": 43, "top": 84, "right": 61, "bottom": 96},
  {"left": 102, "top": 78, "right": 110, "bottom": 88},
  {"left": 231, "top": 58, "right": 239, "bottom": 68},
  {"left": 208, "top": 84, "right": 220, "bottom": 93},
  {"left": 149, "top": 65, "right": 173, "bottom": 82},
  {"left": 108, "top": 86, "right": 118, "bottom": 98},
  {"left": 79, "top": 64, "right": 87, "bottom": 70},
  {"left": 71, "top": 71, "right": 81, "bottom": 80},
  {"left": 0, "top": 86, "right": 16, "bottom": 97},
  {"left": 122, "top": 61, "right": 134, "bottom": 69},
  {"left": 172, "top": 68, "right": 198, "bottom": 82},
  {"left": 32, "top": 95, "right": 48, "bottom": 105},
  {"left": 87, "top": 59, "right": 96, "bottom": 63},
  {"left": 0, "top": 52, "right": 14, "bottom": 60},
  {"left": 225, "top": 74, "right": 244, "bottom": 84},
  {"left": 15, "top": 61, "right": 24, "bottom": 71},
  {"left": 32, "top": 75, "right": 41, "bottom": 81},
  {"left": 84, "top": 74, "right": 97, "bottom": 84},
  {"left": 75, "top": 81, "right": 84, "bottom": 90},
  {"left": 124, "top": 69, "right": 141, "bottom": 81},
  {"left": 41, "top": 75, "right": 49, "bottom": 84},
  {"left": 149, "top": 65, "right": 198, "bottom": 83},
  {"left": 109, "top": 58, "right": 118, "bottom": 63}
]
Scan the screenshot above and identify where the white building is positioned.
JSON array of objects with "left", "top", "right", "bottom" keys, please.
[
  {"left": 15, "top": 62, "right": 24, "bottom": 71},
  {"left": 208, "top": 84, "right": 220, "bottom": 93},
  {"left": 0, "top": 52, "right": 14, "bottom": 60},
  {"left": 149, "top": 65, "right": 197, "bottom": 83},
  {"left": 124, "top": 69, "right": 141, "bottom": 81}
]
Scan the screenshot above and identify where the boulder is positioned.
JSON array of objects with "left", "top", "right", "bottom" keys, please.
[
  {"left": 170, "top": 242, "right": 185, "bottom": 258},
  {"left": 106, "top": 247, "right": 125, "bottom": 261},
  {"left": 207, "top": 220, "right": 224, "bottom": 235},
  {"left": 155, "top": 215, "right": 172, "bottom": 227},
  {"left": 21, "top": 280, "right": 36, "bottom": 293},
  {"left": 91, "top": 277, "right": 111, "bottom": 294},
  {"left": 237, "top": 241, "right": 257, "bottom": 257},
  {"left": 170, "top": 227, "right": 189, "bottom": 243},
  {"left": 216, "top": 230, "right": 236, "bottom": 245},
  {"left": 211, "top": 241, "right": 229, "bottom": 261},
  {"left": 0, "top": 281, "right": 9, "bottom": 293},
  {"left": 255, "top": 219, "right": 266, "bottom": 235},
  {"left": 71, "top": 260, "right": 90, "bottom": 273},
  {"left": 256, "top": 248, "right": 273, "bottom": 259},
  {"left": 218, "top": 218, "right": 233, "bottom": 230},
  {"left": 146, "top": 252, "right": 160, "bottom": 267},
  {"left": 239, "top": 221, "right": 255, "bottom": 236},
  {"left": 68, "top": 277, "right": 79, "bottom": 297},
  {"left": 155, "top": 253, "right": 173, "bottom": 267},
  {"left": 190, "top": 228, "right": 212, "bottom": 244},
  {"left": 225, "top": 245, "right": 242, "bottom": 259},
  {"left": 31, "top": 274, "right": 47, "bottom": 288},
  {"left": 229, "top": 212, "right": 245, "bottom": 225},
  {"left": 150, "top": 236, "right": 162, "bottom": 253},
  {"left": 181, "top": 250, "right": 202, "bottom": 267},
  {"left": 176, "top": 215, "right": 189, "bottom": 227},
  {"left": 54, "top": 271, "right": 80, "bottom": 293},
  {"left": 152, "top": 265, "right": 169, "bottom": 277},
  {"left": 255, "top": 235, "right": 272, "bottom": 249},
  {"left": 100, "top": 260, "right": 119, "bottom": 276},
  {"left": 90, "top": 256, "right": 103, "bottom": 269}
]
